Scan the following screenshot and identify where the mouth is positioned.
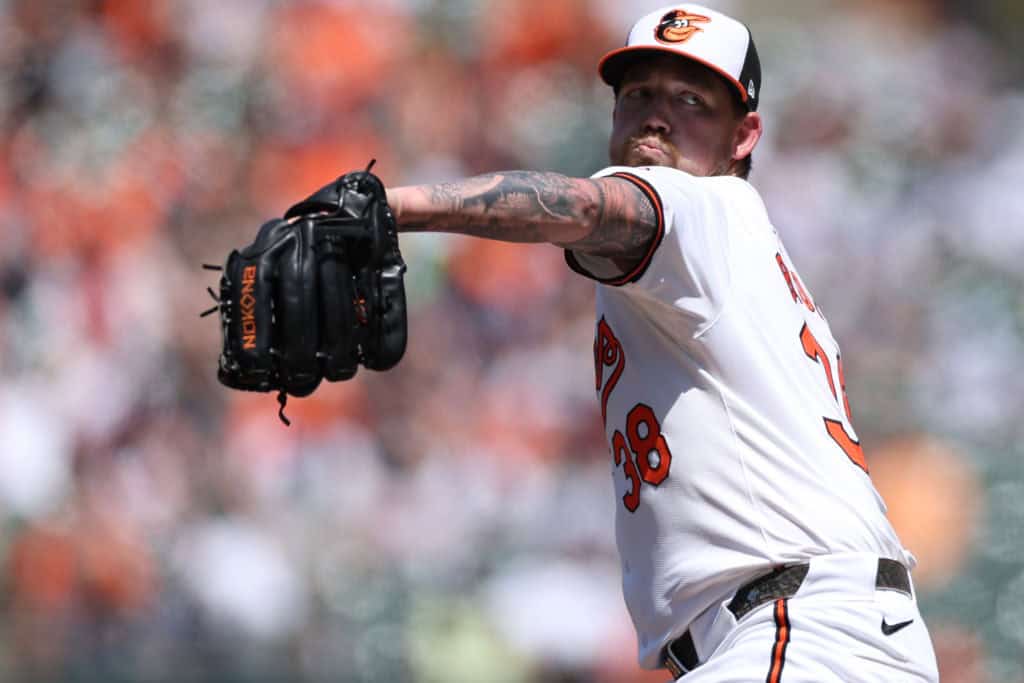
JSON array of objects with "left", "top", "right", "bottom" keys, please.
[
  {"left": 635, "top": 142, "right": 668, "bottom": 156},
  {"left": 628, "top": 138, "right": 673, "bottom": 162}
]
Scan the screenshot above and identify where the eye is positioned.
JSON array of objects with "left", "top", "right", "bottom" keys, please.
[
  {"left": 621, "top": 86, "right": 649, "bottom": 102},
  {"left": 675, "top": 92, "right": 704, "bottom": 106}
]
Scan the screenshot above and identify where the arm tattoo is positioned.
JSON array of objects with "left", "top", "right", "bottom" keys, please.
[
  {"left": 565, "top": 177, "right": 658, "bottom": 259},
  {"left": 399, "top": 171, "right": 592, "bottom": 243},
  {"left": 395, "top": 171, "right": 659, "bottom": 258}
]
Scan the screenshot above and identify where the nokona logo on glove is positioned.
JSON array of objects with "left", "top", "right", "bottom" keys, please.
[{"left": 240, "top": 265, "right": 257, "bottom": 350}]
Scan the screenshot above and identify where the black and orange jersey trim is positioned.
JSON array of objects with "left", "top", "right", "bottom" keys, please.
[
  {"left": 564, "top": 171, "right": 666, "bottom": 287},
  {"left": 765, "top": 598, "right": 791, "bottom": 683}
]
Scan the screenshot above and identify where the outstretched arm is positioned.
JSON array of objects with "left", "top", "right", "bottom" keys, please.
[{"left": 388, "top": 171, "right": 658, "bottom": 260}]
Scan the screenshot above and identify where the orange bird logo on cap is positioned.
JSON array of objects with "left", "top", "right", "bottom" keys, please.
[{"left": 655, "top": 9, "right": 711, "bottom": 44}]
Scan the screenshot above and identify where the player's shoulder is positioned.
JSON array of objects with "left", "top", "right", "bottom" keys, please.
[
  {"left": 591, "top": 164, "right": 700, "bottom": 187},
  {"left": 593, "top": 165, "right": 765, "bottom": 219},
  {"left": 593, "top": 165, "right": 757, "bottom": 196}
]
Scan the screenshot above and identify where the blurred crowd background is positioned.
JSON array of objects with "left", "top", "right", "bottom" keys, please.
[{"left": 0, "top": 0, "right": 1022, "bottom": 681}]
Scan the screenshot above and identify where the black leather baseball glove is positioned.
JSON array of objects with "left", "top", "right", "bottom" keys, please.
[{"left": 202, "top": 163, "right": 407, "bottom": 424}]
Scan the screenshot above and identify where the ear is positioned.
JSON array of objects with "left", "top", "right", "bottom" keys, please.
[{"left": 732, "top": 112, "right": 763, "bottom": 161}]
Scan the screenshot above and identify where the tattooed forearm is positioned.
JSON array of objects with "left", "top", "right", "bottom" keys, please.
[
  {"left": 393, "top": 172, "right": 596, "bottom": 244},
  {"left": 564, "top": 176, "right": 658, "bottom": 258},
  {"left": 389, "top": 172, "right": 658, "bottom": 258}
]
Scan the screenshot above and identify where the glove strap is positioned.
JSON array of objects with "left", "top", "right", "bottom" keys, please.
[{"left": 277, "top": 391, "right": 291, "bottom": 427}]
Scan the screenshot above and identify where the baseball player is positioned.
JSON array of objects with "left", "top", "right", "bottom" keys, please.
[{"left": 386, "top": 5, "right": 939, "bottom": 680}]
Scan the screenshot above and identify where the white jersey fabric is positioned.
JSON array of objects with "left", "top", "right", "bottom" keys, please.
[{"left": 568, "top": 165, "right": 912, "bottom": 669}]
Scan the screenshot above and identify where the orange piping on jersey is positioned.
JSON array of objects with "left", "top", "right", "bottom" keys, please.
[
  {"left": 563, "top": 172, "right": 666, "bottom": 286},
  {"left": 603, "top": 172, "right": 666, "bottom": 286},
  {"left": 766, "top": 598, "right": 791, "bottom": 683}
]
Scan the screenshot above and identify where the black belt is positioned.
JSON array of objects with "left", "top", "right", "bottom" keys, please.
[{"left": 663, "top": 558, "right": 911, "bottom": 679}]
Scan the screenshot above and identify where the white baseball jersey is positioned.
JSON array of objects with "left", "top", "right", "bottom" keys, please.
[{"left": 566, "top": 165, "right": 913, "bottom": 669}]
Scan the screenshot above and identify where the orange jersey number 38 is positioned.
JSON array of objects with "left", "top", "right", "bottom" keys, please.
[{"left": 595, "top": 317, "right": 674, "bottom": 512}]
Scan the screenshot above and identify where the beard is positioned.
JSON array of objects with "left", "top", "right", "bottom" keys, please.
[
  {"left": 611, "top": 134, "right": 736, "bottom": 176},
  {"left": 613, "top": 134, "right": 682, "bottom": 168}
]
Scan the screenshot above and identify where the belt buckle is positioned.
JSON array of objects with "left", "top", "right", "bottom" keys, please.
[
  {"left": 663, "top": 631, "right": 699, "bottom": 679},
  {"left": 664, "top": 650, "right": 688, "bottom": 679}
]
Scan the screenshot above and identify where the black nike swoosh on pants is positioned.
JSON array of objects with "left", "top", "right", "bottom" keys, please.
[{"left": 881, "top": 618, "right": 914, "bottom": 635}]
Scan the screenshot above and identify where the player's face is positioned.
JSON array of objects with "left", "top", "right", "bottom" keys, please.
[{"left": 609, "top": 55, "right": 755, "bottom": 176}]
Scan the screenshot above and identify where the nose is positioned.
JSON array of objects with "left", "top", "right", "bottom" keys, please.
[{"left": 640, "top": 97, "right": 672, "bottom": 135}]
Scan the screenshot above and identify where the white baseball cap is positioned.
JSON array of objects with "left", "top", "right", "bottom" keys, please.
[{"left": 598, "top": 4, "right": 761, "bottom": 111}]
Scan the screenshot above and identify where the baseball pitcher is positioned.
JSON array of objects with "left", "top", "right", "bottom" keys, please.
[{"left": 210, "top": 5, "right": 939, "bottom": 680}]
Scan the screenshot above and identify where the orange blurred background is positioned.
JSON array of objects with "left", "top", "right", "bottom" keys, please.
[{"left": 0, "top": 1, "right": 1022, "bottom": 681}]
